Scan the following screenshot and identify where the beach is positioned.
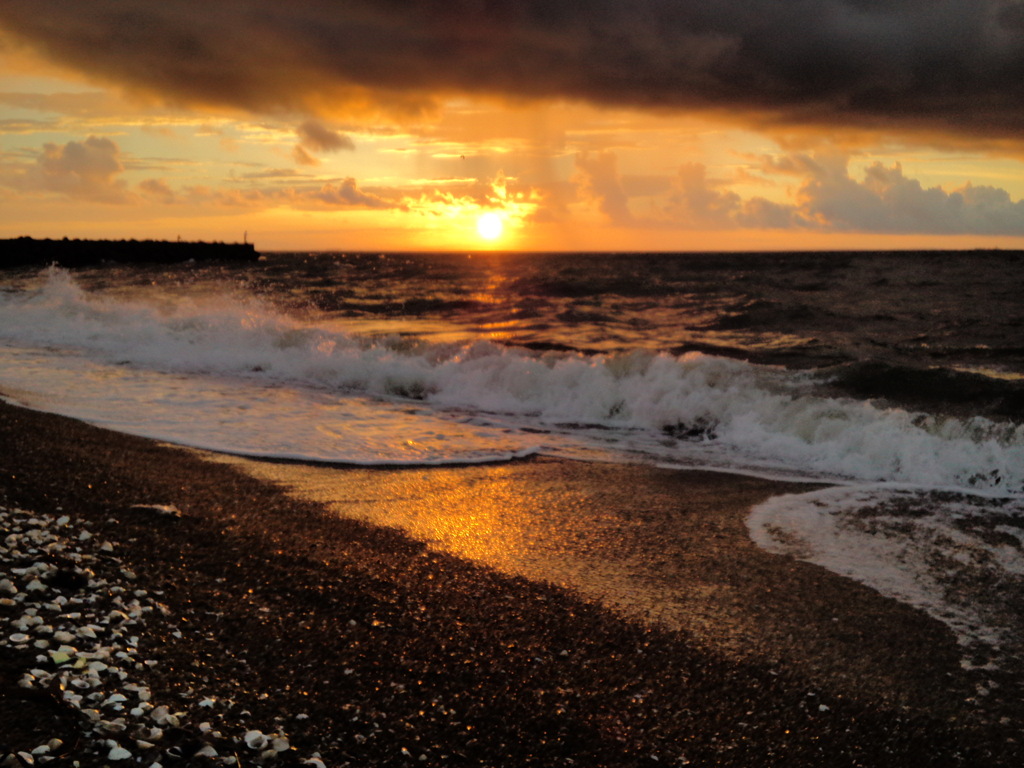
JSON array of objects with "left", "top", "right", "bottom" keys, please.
[
  {"left": 2, "top": 399, "right": 1020, "bottom": 767},
  {"left": 4, "top": 0, "right": 1024, "bottom": 763}
]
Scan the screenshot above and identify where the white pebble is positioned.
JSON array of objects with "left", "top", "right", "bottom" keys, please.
[
  {"left": 244, "top": 731, "right": 268, "bottom": 750},
  {"left": 108, "top": 746, "right": 132, "bottom": 761},
  {"left": 150, "top": 705, "right": 180, "bottom": 726}
]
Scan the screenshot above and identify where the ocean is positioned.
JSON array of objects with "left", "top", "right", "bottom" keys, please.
[{"left": 1, "top": 250, "right": 1022, "bottom": 675}]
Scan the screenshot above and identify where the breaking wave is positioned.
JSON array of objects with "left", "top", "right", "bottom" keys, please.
[{"left": 1, "top": 267, "right": 1022, "bottom": 490}]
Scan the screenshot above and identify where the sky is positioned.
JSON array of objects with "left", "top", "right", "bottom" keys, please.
[{"left": 2, "top": 0, "right": 1024, "bottom": 252}]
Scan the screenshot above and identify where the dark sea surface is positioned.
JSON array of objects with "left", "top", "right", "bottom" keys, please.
[{"left": 90, "top": 249, "right": 1024, "bottom": 415}]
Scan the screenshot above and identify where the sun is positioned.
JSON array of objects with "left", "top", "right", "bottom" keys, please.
[{"left": 476, "top": 212, "right": 504, "bottom": 241}]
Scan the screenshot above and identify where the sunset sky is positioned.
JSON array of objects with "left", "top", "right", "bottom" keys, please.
[{"left": 2, "top": 0, "right": 1024, "bottom": 252}]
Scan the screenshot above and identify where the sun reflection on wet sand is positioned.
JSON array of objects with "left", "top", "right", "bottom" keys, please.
[
  {"left": 210, "top": 455, "right": 809, "bottom": 650},
  {"left": 199, "top": 452, "right": 974, "bottom": 706}
]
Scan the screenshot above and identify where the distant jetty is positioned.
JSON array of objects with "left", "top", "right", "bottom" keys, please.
[{"left": 0, "top": 237, "right": 259, "bottom": 269}]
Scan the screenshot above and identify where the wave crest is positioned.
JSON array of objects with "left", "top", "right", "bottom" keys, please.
[{"left": 1, "top": 268, "right": 1022, "bottom": 491}]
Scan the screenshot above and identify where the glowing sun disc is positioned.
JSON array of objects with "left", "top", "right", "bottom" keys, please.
[{"left": 476, "top": 212, "right": 504, "bottom": 241}]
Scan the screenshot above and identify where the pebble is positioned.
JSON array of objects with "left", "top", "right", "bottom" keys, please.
[
  {"left": 108, "top": 746, "right": 132, "bottom": 761},
  {"left": 1, "top": 505, "right": 317, "bottom": 765},
  {"left": 244, "top": 730, "right": 269, "bottom": 750}
]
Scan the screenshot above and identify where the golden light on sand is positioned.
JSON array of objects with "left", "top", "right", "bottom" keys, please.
[{"left": 476, "top": 212, "right": 504, "bottom": 242}]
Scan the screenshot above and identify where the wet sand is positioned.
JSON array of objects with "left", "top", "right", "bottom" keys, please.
[{"left": 0, "top": 399, "right": 1019, "bottom": 766}]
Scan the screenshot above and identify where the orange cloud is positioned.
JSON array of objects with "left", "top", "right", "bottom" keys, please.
[
  {"left": 295, "top": 120, "right": 355, "bottom": 153},
  {"left": 311, "top": 179, "right": 397, "bottom": 209},
  {"left": 4, "top": 136, "right": 131, "bottom": 203},
  {"left": 573, "top": 152, "right": 632, "bottom": 224},
  {"left": 291, "top": 145, "right": 319, "bottom": 166},
  {"left": 138, "top": 178, "right": 176, "bottom": 204},
  {"left": 293, "top": 119, "right": 356, "bottom": 165}
]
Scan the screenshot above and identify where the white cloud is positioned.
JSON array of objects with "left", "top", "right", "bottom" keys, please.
[
  {"left": 579, "top": 149, "right": 1024, "bottom": 235},
  {"left": 796, "top": 157, "right": 1024, "bottom": 234}
]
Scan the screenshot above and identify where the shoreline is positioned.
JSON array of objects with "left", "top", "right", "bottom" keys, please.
[{"left": 1, "top": 400, "right": 1021, "bottom": 766}]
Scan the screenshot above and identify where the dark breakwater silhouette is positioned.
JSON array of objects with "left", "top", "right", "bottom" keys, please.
[{"left": 1, "top": 237, "right": 259, "bottom": 268}]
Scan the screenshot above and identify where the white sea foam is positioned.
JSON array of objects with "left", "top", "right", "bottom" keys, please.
[
  {"left": 748, "top": 485, "right": 1024, "bottom": 668},
  {"left": 1, "top": 267, "right": 1022, "bottom": 488},
  {"left": 0, "top": 344, "right": 546, "bottom": 465}
]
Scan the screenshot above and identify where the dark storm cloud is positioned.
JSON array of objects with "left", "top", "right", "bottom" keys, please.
[{"left": 2, "top": 1, "right": 1024, "bottom": 137}]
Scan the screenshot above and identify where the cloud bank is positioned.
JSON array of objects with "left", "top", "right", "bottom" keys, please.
[
  {"left": 587, "top": 152, "right": 1024, "bottom": 235},
  {"left": 5, "top": 134, "right": 1022, "bottom": 236},
  {"left": 0, "top": 136, "right": 402, "bottom": 211},
  {"left": 2, "top": 1, "right": 1023, "bottom": 138}
]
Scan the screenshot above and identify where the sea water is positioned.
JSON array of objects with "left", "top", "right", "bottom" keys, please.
[{"left": 1, "top": 250, "right": 1022, "bottom": 668}]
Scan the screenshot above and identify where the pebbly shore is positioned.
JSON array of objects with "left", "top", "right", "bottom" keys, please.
[{"left": 0, "top": 399, "right": 1021, "bottom": 767}]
